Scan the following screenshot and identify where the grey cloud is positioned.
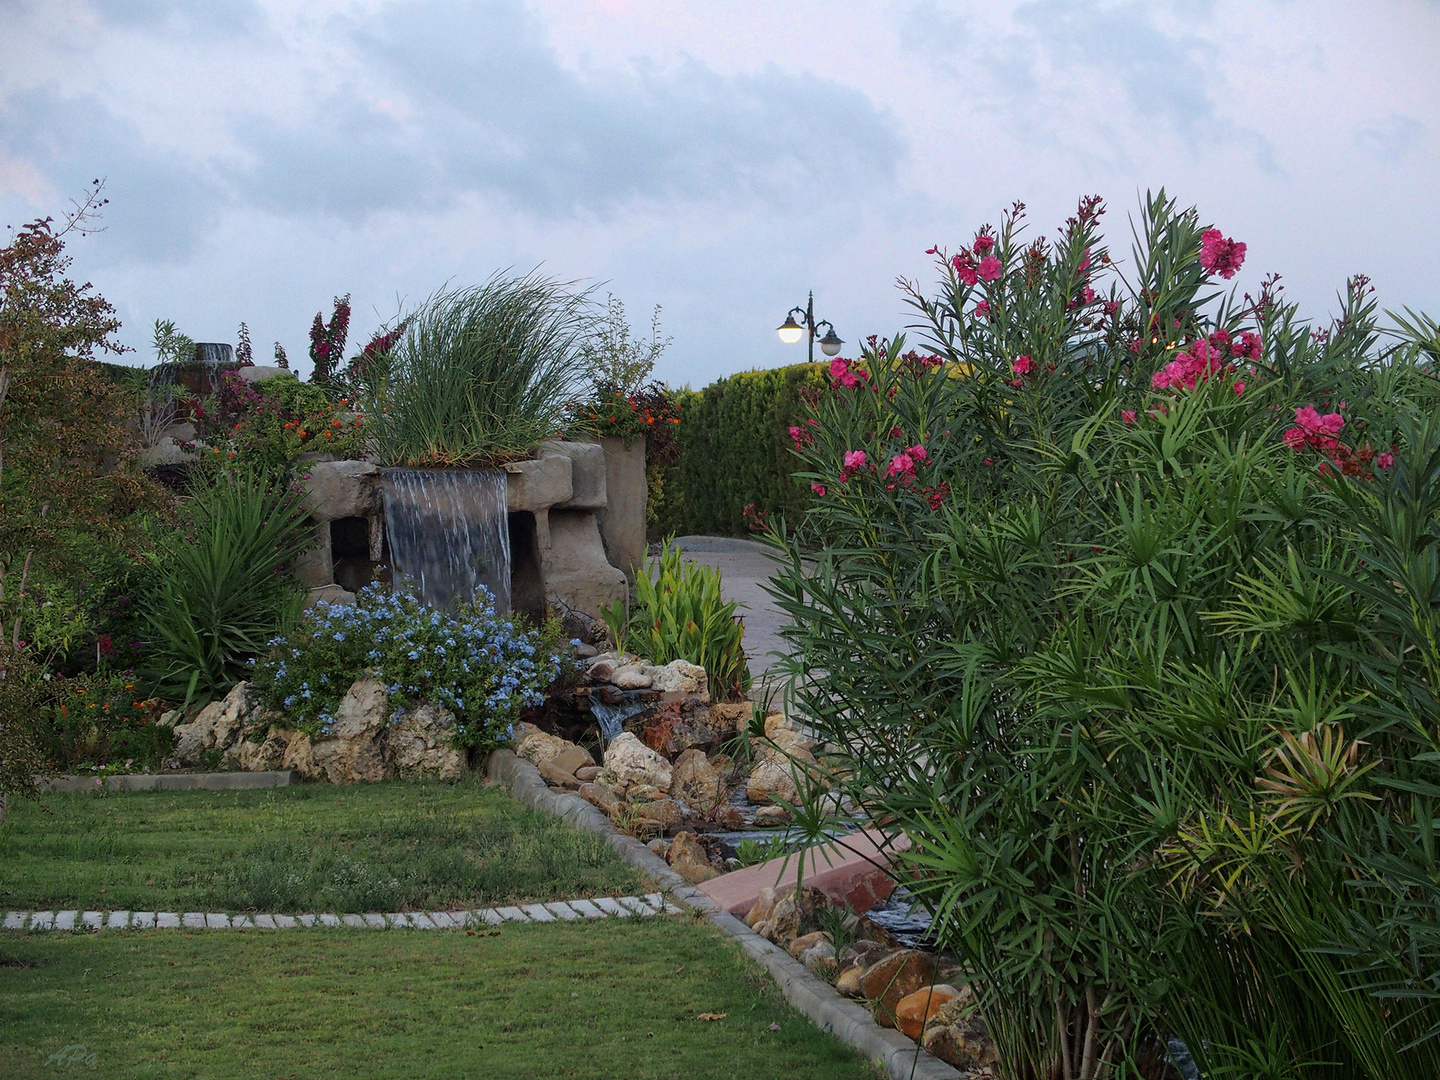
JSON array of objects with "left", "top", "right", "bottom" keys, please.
[
  {"left": 1356, "top": 114, "right": 1425, "bottom": 163},
  {"left": 89, "top": 0, "right": 265, "bottom": 38}
]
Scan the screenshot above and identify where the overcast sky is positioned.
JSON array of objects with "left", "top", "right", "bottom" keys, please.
[{"left": 2, "top": 0, "right": 1436, "bottom": 386}]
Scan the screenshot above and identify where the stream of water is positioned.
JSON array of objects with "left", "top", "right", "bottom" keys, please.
[{"left": 380, "top": 468, "right": 511, "bottom": 612}]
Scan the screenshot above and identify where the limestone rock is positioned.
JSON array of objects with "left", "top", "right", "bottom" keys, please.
[
  {"left": 575, "top": 765, "right": 602, "bottom": 782},
  {"left": 637, "top": 699, "right": 732, "bottom": 757},
  {"left": 389, "top": 703, "right": 467, "bottom": 782},
  {"left": 787, "top": 931, "right": 831, "bottom": 959},
  {"left": 629, "top": 797, "right": 683, "bottom": 833},
  {"left": 763, "top": 710, "right": 792, "bottom": 738},
  {"left": 649, "top": 659, "right": 709, "bottom": 700},
  {"left": 665, "top": 830, "right": 718, "bottom": 884},
  {"left": 539, "top": 759, "right": 582, "bottom": 788},
  {"left": 860, "top": 950, "right": 939, "bottom": 1029},
  {"left": 514, "top": 723, "right": 585, "bottom": 772},
  {"left": 610, "top": 666, "right": 653, "bottom": 690},
  {"left": 173, "top": 682, "right": 255, "bottom": 766},
  {"left": 895, "top": 984, "right": 962, "bottom": 1040},
  {"left": 752, "top": 805, "right": 791, "bottom": 826},
  {"left": 579, "top": 781, "right": 621, "bottom": 815},
  {"left": 626, "top": 782, "right": 664, "bottom": 803},
  {"left": 236, "top": 730, "right": 292, "bottom": 772},
  {"left": 750, "top": 885, "right": 827, "bottom": 945},
  {"left": 281, "top": 730, "right": 315, "bottom": 775},
  {"left": 309, "top": 678, "right": 394, "bottom": 783},
  {"left": 801, "top": 940, "right": 839, "bottom": 979},
  {"left": 236, "top": 364, "right": 286, "bottom": 383},
  {"left": 671, "top": 749, "right": 724, "bottom": 808},
  {"left": 745, "top": 887, "right": 780, "bottom": 929},
  {"left": 745, "top": 757, "right": 801, "bottom": 806},
  {"left": 708, "top": 702, "right": 752, "bottom": 737},
  {"left": 306, "top": 584, "right": 356, "bottom": 610},
  {"left": 922, "top": 988, "right": 998, "bottom": 1071},
  {"left": 539, "top": 440, "right": 607, "bottom": 510},
  {"left": 504, "top": 454, "right": 572, "bottom": 513},
  {"left": 305, "top": 460, "right": 381, "bottom": 521},
  {"left": 602, "top": 732, "right": 672, "bottom": 792}
]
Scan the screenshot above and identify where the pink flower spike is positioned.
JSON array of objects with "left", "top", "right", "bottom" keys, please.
[
  {"left": 1233, "top": 381, "right": 1246, "bottom": 396},
  {"left": 977, "top": 256, "right": 1003, "bottom": 283},
  {"left": 906, "top": 444, "right": 928, "bottom": 462},
  {"left": 1121, "top": 409, "right": 1137, "bottom": 425}
]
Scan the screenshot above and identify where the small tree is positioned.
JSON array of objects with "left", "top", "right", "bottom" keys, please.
[{"left": 581, "top": 294, "right": 671, "bottom": 397}]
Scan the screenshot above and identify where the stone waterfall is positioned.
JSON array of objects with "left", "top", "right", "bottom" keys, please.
[{"left": 380, "top": 468, "right": 511, "bottom": 613}]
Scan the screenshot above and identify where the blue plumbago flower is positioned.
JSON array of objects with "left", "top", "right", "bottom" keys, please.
[{"left": 334, "top": 632, "right": 346, "bottom": 642}]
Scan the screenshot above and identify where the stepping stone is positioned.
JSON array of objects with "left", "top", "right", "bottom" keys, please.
[
  {"left": 618, "top": 896, "right": 657, "bottom": 917},
  {"left": 495, "top": 906, "right": 530, "bottom": 923},
  {"left": 428, "top": 912, "right": 456, "bottom": 929},
  {"left": 520, "top": 904, "right": 556, "bottom": 923},
  {"left": 385, "top": 913, "right": 410, "bottom": 928},
  {"left": 593, "top": 898, "right": 630, "bottom": 918},
  {"left": 30, "top": 912, "right": 55, "bottom": 930},
  {"left": 182, "top": 913, "right": 205, "bottom": 929},
  {"left": 645, "top": 892, "right": 685, "bottom": 915},
  {"left": 472, "top": 908, "right": 505, "bottom": 926},
  {"left": 341, "top": 914, "right": 366, "bottom": 928},
  {"left": 106, "top": 911, "right": 131, "bottom": 929},
  {"left": 272, "top": 915, "right": 297, "bottom": 929},
  {"left": 363, "top": 914, "right": 386, "bottom": 929},
  {"left": 54, "top": 911, "right": 78, "bottom": 930},
  {"left": 542, "top": 902, "right": 580, "bottom": 921},
  {"left": 410, "top": 913, "right": 437, "bottom": 930},
  {"left": 156, "top": 913, "right": 180, "bottom": 928},
  {"left": 133, "top": 912, "right": 157, "bottom": 929},
  {"left": 4, "top": 912, "right": 26, "bottom": 930},
  {"left": 205, "top": 913, "right": 230, "bottom": 929},
  {"left": 82, "top": 911, "right": 103, "bottom": 930},
  {"left": 296, "top": 914, "right": 317, "bottom": 927},
  {"left": 253, "top": 914, "right": 277, "bottom": 929},
  {"left": 318, "top": 914, "right": 340, "bottom": 927},
  {"left": 566, "top": 899, "right": 605, "bottom": 919},
  {"left": 231, "top": 915, "right": 253, "bottom": 929}
]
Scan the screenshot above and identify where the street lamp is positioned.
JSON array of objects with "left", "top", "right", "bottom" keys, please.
[{"left": 776, "top": 291, "right": 843, "bottom": 363}]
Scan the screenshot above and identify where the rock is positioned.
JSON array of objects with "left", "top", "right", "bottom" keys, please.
[
  {"left": 751, "top": 885, "right": 827, "bottom": 945},
  {"left": 281, "top": 730, "right": 315, "bottom": 775},
  {"left": 539, "top": 759, "right": 582, "bottom": 788},
  {"left": 708, "top": 702, "right": 752, "bottom": 736},
  {"left": 763, "top": 710, "right": 793, "bottom": 738},
  {"left": 514, "top": 723, "right": 585, "bottom": 772},
  {"left": 836, "top": 964, "right": 868, "bottom": 998},
  {"left": 648, "top": 838, "right": 670, "bottom": 858},
  {"left": 293, "top": 527, "right": 333, "bottom": 589},
  {"left": 895, "top": 984, "right": 962, "bottom": 1040},
  {"left": 745, "top": 887, "right": 780, "bottom": 929},
  {"left": 552, "top": 744, "right": 597, "bottom": 777},
  {"left": 575, "top": 765, "right": 602, "bottom": 782},
  {"left": 787, "top": 931, "right": 831, "bottom": 959},
  {"left": 637, "top": 698, "right": 732, "bottom": 757},
  {"left": 539, "top": 440, "right": 607, "bottom": 509},
  {"left": 584, "top": 659, "right": 619, "bottom": 683},
  {"left": 712, "top": 806, "right": 746, "bottom": 830},
  {"left": 671, "top": 749, "right": 725, "bottom": 808},
  {"left": 746, "top": 757, "right": 801, "bottom": 806},
  {"left": 138, "top": 437, "right": 197, "bottom": 469},
  {"left": 860, "top": 950, "right": 939, "bottom": 1029},
  {"left": 173, "top": 682, "right": 255, "bottom": 766},
  {"left": 306, "top": 584, "right": 356, "bottom": 610},
  {"left": 610, "top": 666, "right": 653, "bottom": 690},
  {"left": 236, "top": 730, "right": 291, "bottom": 772},
  {"left": 602, "top": 732, "right": 672, "bottom": 792},
  {"left": 838, "top": 940, "right": 893, "bottom": 971},
  {"left": 579, "top": 781, "right": 621, "bottom": 814},
  {"left": 801, "top": 940, "right": 839, "bottom": 979},
  {"left": 387, "top": 704, "right": 467, "bottom": 782},
  {"left": 573, "top": 643, "right": 599, "bottom": 660},
  {"left": 922, "top": 988, "right": 998, "bottom": 1071},
  {"left": 626, "top": 783, "right": 664, "bottom": 803},
  {"left": 236, "top": 364, "right": 287, "bottom": 383},
  {"left": 630, "top": 797, "right": 684, "bottom": 833},
  {"left": 666, "top": 830, "right": 719, "bottom": 884},
  {"left": 649, "top": 659, "right": 709, "bottom": 700},
  {"left": 503, "top": 454, "right": 572, "bottom": 513},
  {"left": 305, "top": 460, "right": 381, "bottom": 521},
  {"left": 752, "top": 805, "right": 791, "bottom": 826},
  {"left": 542, "top": 509, "right": 627, "bottom": 631},
  {"left": 309, "top": 678, "right": 394, "bottom": 784}
]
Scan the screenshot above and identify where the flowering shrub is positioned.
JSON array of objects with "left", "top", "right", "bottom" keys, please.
[
  {"left": 250, "top": 583, "right": 568, "bottom": 750},
  {"left": 308, "top": 293, "right": 351, "bottom": 385},
  {"left": 572, "top": 384, "right": 683, "bottom": 451},
  {"left": 189, "top": 370, "right": 366, "bottom": 474},
  {"left": 772, "top": 192, "right": 1440, "bottom": 1079}
]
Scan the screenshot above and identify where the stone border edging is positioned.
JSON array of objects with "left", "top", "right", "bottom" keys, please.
[
  {"left": 484, "top": 749, "right": 962, "bottom": 1080},
  {"left": 42, "top": 771, "right": 301, "bottom": 794}
]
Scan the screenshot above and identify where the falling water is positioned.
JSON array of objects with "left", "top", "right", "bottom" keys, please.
[
  {"left": 380, "top": 468, "right": 511, "bottom": 613},
  {"left": 589, "top": 696, "right": 650, "bottom": 741}
]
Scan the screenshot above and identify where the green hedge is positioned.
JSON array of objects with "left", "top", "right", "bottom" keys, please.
[{"left": 652, "top": 363, "right": 827, "bottom": 538}]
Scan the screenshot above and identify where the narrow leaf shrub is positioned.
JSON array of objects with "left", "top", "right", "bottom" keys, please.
[
  {"left": 251, "top": 582, "right": 568, "bottom": 750},
  {"left": 770, "top": 191, "right": 1440, "bottom": 1079},
  {"left": 602, "top": 540, "right": 749, "bottom": 699}
]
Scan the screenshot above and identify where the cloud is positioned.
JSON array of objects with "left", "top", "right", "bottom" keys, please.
[{"left": 1356, "top": 114, "right": 1425, "bottom": 164}]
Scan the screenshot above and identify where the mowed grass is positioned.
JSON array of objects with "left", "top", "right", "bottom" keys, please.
[
  {"left": 0, "top": 780, "right": 644, "bottom": 914},
  {"left": 0, "top": 918, "right": 879, "bottom": 1080}
]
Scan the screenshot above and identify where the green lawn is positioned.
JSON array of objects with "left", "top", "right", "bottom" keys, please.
[
  {"left": 0, "top": 918, "right": 879, "bottom": 1079},
  {"left": 0, "top": 781, "right": 644, "bottom": 914}
]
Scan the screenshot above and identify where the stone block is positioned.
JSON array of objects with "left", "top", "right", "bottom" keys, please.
[
  {"left": 504, "top": 455, "right": 572, "bottom": 513},
  {"left": 542, "top": 510, "right": 626, "bottom": 622},
  {"left": 305, "top": 460, "right": 381, "bottom": 521},
  {"left": 294, "top": 524, "right": 333, "bottom": 588},
  {"left": 306, "top": 584, "right": 356, "bottom": 610},
  {"left": 540, "top": 440, "right": 607, "bottom": 509},
  {"left": 696, "top": 827, "right": 908, "bottom": 917},
  {"left": 592, "top": 436, "right": 647, "bottom": 575}
]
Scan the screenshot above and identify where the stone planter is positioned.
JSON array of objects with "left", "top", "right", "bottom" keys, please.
[{"left": 592, "top": 435, "right": 647, "bottom": 577}]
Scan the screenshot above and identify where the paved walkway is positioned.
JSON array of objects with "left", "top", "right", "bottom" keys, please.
[
  {"left": 673, "top": 536, "right": 792, "bottom": 686},
  {"left": 3, "top": 893, "right": 682, "bottom": 932}
]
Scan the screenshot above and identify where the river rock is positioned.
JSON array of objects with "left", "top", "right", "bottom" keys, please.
[
  {"left": 309, "top": 678, "right": 394, "bottom": 783},
  {"left": 575, "top": 765, "right": 602, "bottom": 782},
  {"left": 801, "top": 940, "right": 839, "bottom": 979},
  {"left": 602, "top": 732, "right": 672, "bottom": 792},
  {"left": 389, "top": 703, "right": 467, "bottom": 782},
  {"left": 752, "top": 805, "right": 790, "bottom": 826},
  {"left": 514, "top": 723, "right": 585, "bottom": 772},
  {"left": 610, "top": 666, "right": 653, "bottom": 690},
  {"left": 748, "top": 884, "right": 826, "bottom": 944},
  {"left": 922, "top": 987, "right": 998, "bottom": 1071},
  {"left": 539, "top": 759, "right": 582, "bottom": 788},
  {"left": 787, "top": 931, "right": 831, "bottom": 960},
  {"left": 895, "top": 984, "right": 962, "bottom": 1040},
  {"left": 649, "top": 659, "right": 709, "bottom": 700},
  {"left": 173, "top": 681, "right": 256, "bottom": 766},
  {"left": 861, "top": 950, "right": 939, "bottom": 1029},
  {"left": 666, "top": 830, "right": 718, "bottom": 884},
  {"left": 671, "top": 749, "right": 724, "bottom": 808}
]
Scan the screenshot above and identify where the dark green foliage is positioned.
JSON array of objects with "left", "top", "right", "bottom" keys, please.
[{"left": 654, "top": 363, "right": 826, "bottom": 538}]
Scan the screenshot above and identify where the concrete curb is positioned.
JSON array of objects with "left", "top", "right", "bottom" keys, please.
[
  {"left": 42, "top": 771, "right": 301, "bottom": 793},
  {"left": 484, "top": 749, "right": 961, "bottom": 1080}
]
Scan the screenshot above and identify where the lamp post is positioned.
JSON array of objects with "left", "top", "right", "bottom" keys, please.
[{"left": 776, "top": 291, "right": 843, "bottom": 363}]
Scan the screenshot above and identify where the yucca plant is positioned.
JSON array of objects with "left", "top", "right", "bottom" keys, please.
[
  {"left": 601, "top": 539, "right": 750, "bottom": 699},
  {"left": 138, "top": 469, "right": 312, "bottom": 709},
  {"left": 369, "top": 273, "right": 593, "bottom": 466}
]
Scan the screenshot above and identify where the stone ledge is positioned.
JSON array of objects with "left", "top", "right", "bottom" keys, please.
[
  {"left": 41, "top": 771, "right": 302, "bottom": 794},
  {"left": 481, "top": 749, "right": 962, "bottom": 1080}
]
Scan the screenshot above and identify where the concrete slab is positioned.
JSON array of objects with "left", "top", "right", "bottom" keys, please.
[
  {"left": 273, "top": 914, "right": 297, "bottom": 928},
  {"left": 205, "top": 913, "right": 229, "bottom": 928},
  {"left": 231, "top": 915, "right": 253, "bottom": 929},
  {"left": 341, "top": 914, "right": 365, "bottom": 928},
  {"left": 428, "top": 911, "right": 456, "bottom": 928},
  {"left": 30, "top": 912, "right": 55, "bottom": 930},
  {"left": 495, "top": 906, "right": 530, "bottom": 923},
  {"left": 156, "top": 913, "right": 179, "bottom": 928},
  {"left": 318, "top": 914, "right": 340, "bottom": 927},
  {"left": 543, "top": 901, "right": 580, "bottom": 921},
  {"left": 182, "top": 913, "right": 205, "bottom": 928},
  {"left": 410, "top": 914, "right": 436, "bottom": 929},
  {"left": 363, "top": 914, "right": 386, "bottom": 929},
  {"left": 253, "top": 914, "right": 277, "bottom": 929},
  {"left": 592, "top": 897, "right": 630, "bottom": 918},
  {"left": 105, "top": 911, "right": 130, "bottom": 929},
  {"left": 385, "top": 913, "right": 409, "bottom": 928},
  {"left": 133, "top": 912, "right": 156, "bottom": 929},
  {"left": 520, "top": 904, "right": 556, "bottom": 923},
  {"left": 296, "top": 914, "right": 317, "bottom": 927},
  {"left": 4, "top": 911, "right": 26, "bottom": 930},
  {"left": 43, "top": 771, "right": 301, "bottom": 794},
  {"left": 82, "top": 911, "right": 103, "bottom": 930},
  {"left": 695, "top": 827, "right": 908, "bottom": 918},
  {"left": 618, "top": 896, "right": 658, "bottom": 917},
  {"left": 566, "top": 899, "right": 604, "bottom": 919},
  {"left": 54, "top": 911, "right": 77, "bottom": 930}
]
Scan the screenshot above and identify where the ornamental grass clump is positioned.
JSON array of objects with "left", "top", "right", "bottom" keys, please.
[
  {"left": 368, "top": 274, "right": 593, "bottom": 467},
  {"left": 251, "top": 582, "right": 567, "bottom": 751},
  {"left": 768, "top": 191, "right": 1440, "bottom": 1080}
]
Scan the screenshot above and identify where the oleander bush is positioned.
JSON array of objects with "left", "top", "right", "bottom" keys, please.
[
  {"left": 251, "top": 582, "right": 568, "bottom": 750},
  {"left": 771, "top": 191, "right": 1440, "bottom": 1079}
]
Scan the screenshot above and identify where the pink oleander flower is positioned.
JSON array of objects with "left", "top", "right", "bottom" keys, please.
[
  {"left": 840, "top": 449, "right": 870, "bottom": 482},
  {"left": 1078, "top": 247, "right": 1091, "bottom": 273},
  {"left": 1199, "top": 228, "right": 1247, "bottom": 279},
  {"left": 887, "top": 452, "right": 917, "bottom": 479},
  {"left": 973, "top": 234, "right": 995, "bottom": 254},
  {"left": 952, "top": 254, "right": 979, "bottom": 286},
  {"left": 974, "top": 301, "right": 990, "bottom": 319},
  {"left": 1282, "top": 404, "right": 1345, "bottom": 451},
  {"left": 1012, "top": 355, "right": 1033, "bottom": 376},
  {"left": 1128, "top": 338, "right": 1142, "bottom": 355},
  {"left": 1122, "top": 409, "right": 1137, "bottom": 425},
  {"left": 906, "top": 444, "right": 928, "bottom": 462},
  {"left": 1377, "top": 452, "right": 1395, "bottom": 469},
  {"left": 1151, "top": 338, "right": 1230, "bottom": 391},
  {"left": 811, "top": 482, "right": 827, "bottom": 496},
  {"left": 1105, "top": 300, "right": 1119, "bottom": 317},
  {"left": 789, "top": 425, "right": 813, "bottom": 448},
  {"left": 923, "top": 481, "right": 950, "bottom": 509},
  {"left": 1233, "top": 381, "right": 1246, "bottom": 396},
  {"left": 977, "top": 256, "right": 1003, "bottom": 283},
  {"left": 1235, "top": 331, "right": 1263, "bottom": 361},
  {"left": 829, "top": 357, "right": 862, "bottom": 389},
  {"left": 1082, "top": 285, "right": 1096, "bottom": 305}
]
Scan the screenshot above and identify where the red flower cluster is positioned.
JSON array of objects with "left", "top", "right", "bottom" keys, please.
[
  {"left": 1151, "top": 329, "right": 1259, "bottom": 394},
  {"left": 1199, "top": 229, "right": 1247, "bottom": 280},
  {"left": 830, "top": 357, "right": 870, "bottom": 389},
  {"left": 1282, "top": 404, "right": 1395, "bottom": 480}
]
